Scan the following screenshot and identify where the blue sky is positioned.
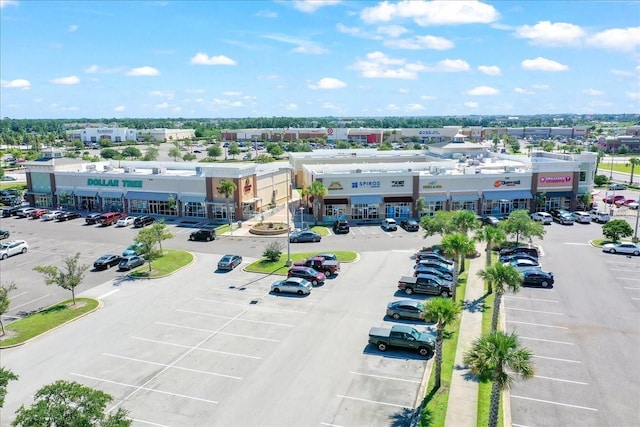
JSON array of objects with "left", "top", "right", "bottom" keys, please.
[{"left": 1, "top": 0, "right": 639, "bottom": 119}]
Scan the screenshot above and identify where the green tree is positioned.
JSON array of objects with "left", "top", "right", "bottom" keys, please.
[
  {"left": 134, "top": 228, "right": 162, "bottom": 271},
  {"left": 617, "top": 144, "right": 629, "bottom": 155},
  {"left": 594, "top": 174, "right": 609, "bottom": 187},
  {"left": 378, "top": 142, "right": 393, "bottom": 150},
  {"left": 143, "top": 146, "right": 159, "bottom": 161},
  {"left": 33, "top": 252, "right": 89, "bottom": 305},
  {"left": 602, "top": 219, "right": 634, "bottom": 242},
  {"left": 149, "top": 220, "right": 174, "bottom": 254},
  {"left": 627, "top": 157, "right": 640, "bottom": 185},
  {"left": 207, "top": 145, "right": 222, "bottom": 160},
  {"left": 169, "top": 146, "right": 182, "bottom": 161},
  {"left": 100, "top": 148, "right": 121, "bottom": 159},
  {"left": 228, "top": 142, "right": 241, "bottom": 159},
  {"left": 423, "top": 297, "right": 460, "bottom": 390},
  {"left": 450, "top": 210, "right": 480, "bottom": 236},
  {"left": 12, "top": 380, "right": 132, "bottom": 427},
  {"left": 254, "top": 153, "right": 273, "bottom": 163},
  {"left": 500, "top": 209, "right": 545, "bottom": 244},
  {"left": 420, "top": 210, "right": 454, "bottom": 238},
  {"left": 440, "top": 232, "right": 475, "bottom": 275},
  {"left": 477, "top": 263, "right": 522, "bottom": 330},
  {"left": 121, "top": 146, "right": 142, "bottom": 159},
  {"left": 182, "top": 153, "right": 196, "bottom": 162},
  {"left": 266, "top": 143, "right": 284, "bottom": 159},
  {"left": 263, "top": 240, "right": 284, "bottom": 262},
  {"left": 475, "top": 225, "right": 506, "bottom": 267},
  {"left": 414, "top": 197, "right": 427, "bottom": 218},
  {"left": 463, "top": 331, "right": 535, "bottom": 427},
  {"left": 0, "top": 282, "right": 17, "bottom": 336},
  {"left": 0, "top": 366, "right": 18, "bottom": 408},
  {"left": 305, "top": 181, "right": 328, "bottom": 225},
  {"left": 335, "top": 140, "right": 349, "bottom": 149},
  {"left": 219, "top": 180, "right": 238, "bottom": 227}
]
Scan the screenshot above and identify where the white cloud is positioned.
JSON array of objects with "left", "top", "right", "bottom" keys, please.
[
  {"left": 321, "top": 102, "right": 339, "bottom": 110},
  {"left": 587, "top": 27, "right": 640, "bottom": 52},
  {"left": 257, "top": 74, "right": 280, "bottom": 81},
  {"left": 68, "top": 24, "right": 78, "bottom": 32},
  {"left": 336, "top": 23, "right": 377, "bottom": 39},
  {"left": 384, "top": 35, "right": 454, "bottom": 50},
  {"left": 582, "top": 88, "right": 604, "bottom": 96},
  {"left": 223, "top": 91, "right": 242, "bottom": 96},
  {"left": 610, "top": 69, "right": 633, "bottom": 77},
  {"left": 308, "top": 77, "right": 347, "bottom": 90},
  {"left": 531, "top": 84, "right": 550, "bottom": 89},
  {"left": 126, "top": 66, "right": 160, "bottom": 76},
  {"left": 155, "top": 102, "right": 169, "bottom": 109},
  {"left": 514, "top": 21, "right": 585, "bottom": 46},
  {"left": 49, "top": 75, "right": 80, "bottom": 85},
  {"left": 398, "top": 88, "right": 409, "bottom": 93},
  {"left": 514, "top": 87, "right": 534, "bottom": 95},
  {"left": 405, "top": 103, "right": 425, "bottom": 111},
  {"left": 428, "top": 59, "right": 470, "bottom": 72},
  {"left": 256, "top": 10, "right": 277, "bottom": 18},
  {"left": 420, "top": 95, "right": 436, "bottom": 100},
  {"left": 377, "top": 25, "right": 409, "bottom": 38},
  {"left": 148, "top": 90, "right": 174, "bottom": 99},
  {"left": 521, "top": 57, "right": 569, "bottom": 71},
  {"left": 114, "top": 105, "right": 125, "bottom": 112},
  {"left": 283, "top": 103, "right": 299, "bottom": 111},
  {"left": 349, "top": 51, "right": 427, "bottom": 79},
  {"left": 627, "top": 91, "right": 640, "bottom": 100},
  {"left": 293, "top": 0, "right": 341, "bottom": 13},
  {"left": 464, "top": 101, "right": 479, "bottom": 108},
  {"left": 292, "top": 44, "right": 329, "bottom": 54},
  {"left": 360, "top": 0, "right": 499, "bottom": 26},
  {"left": 190, "top": 53, "right": 237, "bottom": 65},
  {"left": 478, "top": 65, "right": 501, "bottom": 76},
  {"left": 84, "top": 64, "right": 125, "bottom": 74},
  {"left": 1, "top": 79, "right": 31, "bottom": 89},
  {"left": 0, "top": 0, "right": 19, "bottom": 8},
  {"left": 386, "top": 103, "right": 400, "bottom": 110},
  {"left": 466, "top": 86, "right": 499, "bottom": 96},
  {"left": 262, "top": 34, "right": 328, "bottom": 54}
]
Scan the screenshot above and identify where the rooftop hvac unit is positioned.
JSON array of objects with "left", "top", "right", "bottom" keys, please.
[
  {"left": 124, "top": 167, "right": 135, "bottom": 173},
  {"left": 505, "top": 166, "right": 516, "bottom": 172},
  {"left": 355, "top": 169, "right": 362, "bottom": 173},
  {"left": 195, "top": 166, "right": 203, "bottom": 176},
  {"left": 103, "top": 165, "right": 113, "bottom": 172},
  {"left": 464, "top": 167, "right": 476, "bottom": 175},
  {"left": 152, "top": 167, "right": 166, "bottom": 175},
  {"left": 85, "top": 164, "right": 96, "bottom": 172}
]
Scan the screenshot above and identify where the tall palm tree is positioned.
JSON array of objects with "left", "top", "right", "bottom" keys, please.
[
  {"left": 628, "top": 157, "right": 640, "bottom": 185},
  {"left": 463, "top": 331, "right": 535, "bottom": 427},
  {"left": 477, "top": 263, "right": 523, "bottom": 330},
  {"left": 218, "top": 180, "right": 237, "bottom": 227},
  {"left": 450, "top": 210, "right": 480, "bottom": 236},
  {"left": 305, "top": 181, "right": 328, "bottom": 225},
  {"left": 440, "top": 233, "right": 475, "bottom": 301},
  {"left": 423, "top": 297, "right": 460, "bottom": 390},
  {"left": 475, "top": 225, "right": 506, "bottom": 267}
]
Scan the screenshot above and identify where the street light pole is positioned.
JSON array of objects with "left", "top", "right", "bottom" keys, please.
[
  {"left": 299, "top": 207, "right": 305, "bottom": 230},
  {"left": 285, "top": 168, "right": 292, "bottom": 266},
  {"left": 634, "top": 193, "right": 640, "bottom": 243},
  {"left": 610, "top": 152, "right": 614, "bottom": 179}
]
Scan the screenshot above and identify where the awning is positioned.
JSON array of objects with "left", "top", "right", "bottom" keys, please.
[
  {"left": 350, "top": 195, "right": 382, "bottom": 205},
  {"left": 451, "top": 193, "right": 479, "bottom": 202},
  {"left": 54, "top": 187, "right": 74, "bottom": 196},
  {"left": 100, "top": 191, "right": 124, "bottom": 199},
  {"left": 324, "top": 198, "right": 348, "bottom": 205},
  {"left": 544, "top": 191, "right": 574, "bottom": 198},
  {"left": 74, "top": 189, "right": 99, "bottom": 197},
  {"left": 423, "top": 194, "right": 447, "bottom": 202},
  {"left": 242, "top": 197, "right": 261, "bottom": 204},
  {"left": 384, "top": 196, "right": 413, "bottom": 203},
  {"left": 180, "top": 193, "right": 206, "bottom": 203},
  {"left": 125, "top": 191, "right": 173, "bottom": 201},
  {"left": 483, "top": 190, "right": 533, "bottom": 201}
]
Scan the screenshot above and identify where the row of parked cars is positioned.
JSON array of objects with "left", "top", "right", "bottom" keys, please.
[
  {"left": 531, "top": 208, "right": 611, "bottom": 225},
  {"left": 270, "top": 253, "right": 341, "bottom": 295}
]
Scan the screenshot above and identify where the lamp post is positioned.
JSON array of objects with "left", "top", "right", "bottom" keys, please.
[
  {"left": 299, "top": 206, "right": 305, "bottom": 230},
  {"left": 634, "top": 193, "right": 640, "bottom": 243},
  {"left": 610, "top": 152, "right": 614, "bottom": 179},
  {"left": 282, "top": 167, "right": 292, "bottom": 266}
]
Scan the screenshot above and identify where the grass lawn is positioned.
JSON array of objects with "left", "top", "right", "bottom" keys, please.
[
  {"left": 129, "top": 249, "right": 194, "bottom": 278},
  {"left": 591, "top": 238, "right": 613, "bottom": 247},
  {"left": 244, "top": 250, "right": 358, "bottom": 275},
  {"left": 417, "top": 263, "right": 468, "bottom": 426},
  {"left": 0, "top": 182, "right": 26, "bottom": 191},
  {"left": 309, "top": 225, "right": 329, "bottom": 236},
  {"left": 0, "top": 298, "right": 99, "bottom": 348}
]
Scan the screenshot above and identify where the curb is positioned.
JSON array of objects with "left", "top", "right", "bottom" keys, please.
[{"left": 126, "top": 250, "right": 197, "bottom": 280}]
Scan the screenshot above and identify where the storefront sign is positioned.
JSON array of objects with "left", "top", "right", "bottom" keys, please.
[
  {"left": 422, "top": 181, "right": 442, "bottom": 189},
  {"left": 352, "top": 181, "right": 380, "bottom": 189},
  {"left": 86, "top": 178, "right": 142, "bottom": 188},
  {"left": 419, "top": 130, "right": 440, "bottom": 135},
  {"left": 391, "top": 180, "right": 405, "bottom": 188},
  {"left": 243, "top": 178, "right": 252, "bottom": 193},
  {"left": 327, "top": 181, "right": 344, "bottom": 191},
  {"left": 494, "top": 179, "right": 520, "bottom": 188},
  {"left": 539, "top": 176, "right": 571, "bottom": 184}
]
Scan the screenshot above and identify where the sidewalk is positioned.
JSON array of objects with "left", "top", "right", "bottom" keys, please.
[{"left": 444, "top": 247, "right": 487, "bottom": 427}]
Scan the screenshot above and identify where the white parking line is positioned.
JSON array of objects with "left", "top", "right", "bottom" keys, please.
[
  {"left": 195, "top": 297, "right": 308, "bottom": 314},
  {"left": 508, "top": 320, "right": 568, "bottom": 329},
  {"left": 11, "top": 294, "right": 51, "bottom": 310},
  {"left": 610, "top": 269, "right": 640, "bottom": 272},
  {"left": 624, "top": 286, "right": 640, "bottom": 290},
  {"left": 505, "top": 295, "right": 558, "bottom": 303},
  {"left": 131, "top": 418, "right": 170, "bottom": 427},
  {"left": 321, "top": 423, "right": 345, "bottom": 427},
  {"left": 506, "top": 307, "right": 563, "bottom": 315},
  {"left": 103, "top": 353, "right": 243, "bottom": 379},
  {"left": 511, "top": 395, "right": 597, "bottom": 411},
  {"left": 349, "top": 371, "right": 421, "bottom": 384},
  {"left": 632, "top": 298, "right": 640, "bottom": 301},
  {"left": 154, "top": 322, "right": 280, "bottom": 342},
  {"left": 518, "top": 336, "right": 574, "bottom": 345},
  {"left": 9, "top": 291, "right": 28, "bottom": 298},
  {"left": 98, "top": 289, "right": 120, "bottom": 299},
  {"left": 71, "top": 373, "right": 218, "bottom": 404},
  {"left": 177, "top": 309, "right": 295, "bottom": 327},
  {"left": 336, "top": 394, "right": 409, "bottom": 409},
  {"left": 618, "top": 277, "right": 640, "bottom": 281},
  {"left": 534, "top": 355, "right": 581, "bottom": 363},
  {"left": 533, "top": 375, "right": 588, "bottom": 385},
  {"left": 564, "top": 243, "right": 590, "bottom": 246},
  {"left": 132, "top": 336, "right": 264, "bottom": 359}
]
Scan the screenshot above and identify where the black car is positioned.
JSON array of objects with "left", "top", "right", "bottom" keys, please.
[
  {"left": 480, "top": 216, "right": 499, "bottom": 226},
  {"left": 498, "top": 253, "right": 539, "bottom": 264},
  {"left": 190, "top": 229, "right": 216, "bottom": 241},
  {"left": 400, "top": 219, "right": 420, "bottom": 232},
  {"left": 93, "top": 254, "right": 122, "bottom": 270},
  {"left": 134, "top": 216, "right": 156, "bottom": 228},
  {"left": 332, "top": 220, "right": 350, "bottom": 234},
  {"left": 522, "top": 270, "right": 554, "bottom": 288},
  {"left": 85, "top": 213, "right": 102, "bottom": 225},
  {"left": 415, "top": 251, "right": 454, "bottom": 265},
  {"left": 57, "top": 211, "right": 82, "bottom": 221},
  {"left": 217, "top": 254, "right": 242, "bottom": 271},
  {"left": 498, "top": 246, "right": 539, "bottom": 259},
  {"left": 290, "top": 230, "right": 321, "bottom": 243},
  {"left": 0, "top": 230, "right": 9, "bottom": 240},
  {"left": 1, "top": 206, "right": 20, "bottom": 217}
]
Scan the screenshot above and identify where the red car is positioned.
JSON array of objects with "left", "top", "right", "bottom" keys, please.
[
  {"left": 603, "top": 195, "right": 625, "bottom": 204},
  {"left": 30, "top": 208, "right": 49, "bottom": 219},
  {"left": 287, "top": 266, "right": 326, "bottom": 286},
  {"left": 614, "top": 198, "right": 637, "bottom": 207}
]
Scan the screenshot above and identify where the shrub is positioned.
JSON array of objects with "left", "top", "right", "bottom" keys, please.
[{"left": 263, "top": 241, "right": 284, "bottom": 263}]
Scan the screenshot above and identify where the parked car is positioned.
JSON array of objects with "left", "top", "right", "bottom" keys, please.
[
  {"left": 270, "top": 277, "right": 312, "bottom": 295},
  {"left": 603, "top": 194, "right": 626, "bottom": 204},
  {"left": 504, "top": 258, "right": 542, "bottom": 272},
  {"left": 134, "top": 215, "right": 156, "bottom": 228},
  {"left": 118, "top": 255, "right": 145, "bottom": 271},
  {"left": 381, "top": 218, "right": 398, "bottom": 231},
  {"left": 572, "top": 211, "right": 592, "bottom": 224},
  {"left": 315, "top": 253, "right": 338, "bottom": 262},
  {"left": 614, "top": 198, "right": 637, "bottom": 208},
  {"left": 289, "top": 230, "right": 321, "bottom": 243},
  {"left": 41, "top": 210, "right": 63, "bottom": 221},
  {"left": 479, "top": 215, "right": 500, "bottom": 226},
  {"left": 332, "top": 220, "right": 350, "bottom": 234},
  {"left": 217, "top": 254, "right": 243, "bottom": 271},
  {"left": 602, "top": 242, "right": 640, "bottom": 256},
  {"left": 99, "top": 212, "right": 125, "bottom": 226},
  {"left": 530, "top": 212, "right": 553, "bottom": 224},
  {"left": 122, "top": 242, "right": 144, "bottom": 257},
  {"left": 85, "top": 213, "right": 103, "bottom": 225},
  {"left": 57, "top": 211, "right": 82, "bottom": 221},
  {"left": 93, "top": 254, "right": 122, "bottom": 270},
  {"left": 0, "top": 230, "right": 9, "bottom": 240},
  {"left": 549, "top": 208, "right": 574, "bottom": 225},
  {"left": 15, "top": 207, "right": 36, "bottom": 218},
  {"left": 189, "top": 229, "right": 216, "bottom": 241},
  {"left": 628, "top": 202, "right": 639, "bottom": 210},
  {"left": 397, "top": 274, "right": 452, "bottom": 297},
  {"left": 386, "top": 300, "right": 426, "bottom": 321},
  {"left": 368, "top": 325, "right": 434, "bottom": 357},
  {"left": 30, "top": 208, "right": 49, "bottom": 219},
  {"left": 415, "top": 253, "right": 454, "bottom": 266},
  {"left": 608, "top": 183, "right": 627, "bottom": 191},
  {"left": 294, "top": 257, "right": 340, "bottom": 276},
  {"left": 412, "top": 265, "right": 453, "bottom": 280},
  {"left": 400, "top": 219, "right": 420, "bottom": 232},
  {"left": 522, "top": 270, "right": 555, "bottom": 288},
  {"left": 1, "top": 206, "right": 20, "bottom": 217},
  {"left": 287, "top": 266, "right": 326, "bottom": 286},
  {"left": 116, "top": 216, "right": 136, "bottom": 227},
  {"left": 499, "top": 253, "right": 539, "bottom": 264},
  {"left": 0, "top": 240, "right": 28, "bottom": 259},
  {"left": 592, "top": 211, "right": 611, "bottom": 223},
  {"left": 499, "top": 246, "right": 539, "bottom": 259}
]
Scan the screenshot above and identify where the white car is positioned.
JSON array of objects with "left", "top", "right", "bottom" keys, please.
[
  {"left": 0, "top": 240, "right": 29, "bottom": 259},
  {"left": 530, "top": 212, "right": 553, "bottom": 225},
  {"left": 592, "top": 212, "right": 611, "bottom": 223},
  {"left": 504, "top": 258, "right": 542, "bottom": 273},
  {"left": 116, "top": 216, "right": 136, "bottom": 227},
  {"left": 572, "top": 211, "right": 592, "bottom": 224},
  {"left": 41, "top": 210, "right": 63, "bottom": 221},
  {"left": 602, "top": 242, "right": 640, "bottom": 256},
  {"left": 628, "top": 202, "right": 639, "bottom": 210}
]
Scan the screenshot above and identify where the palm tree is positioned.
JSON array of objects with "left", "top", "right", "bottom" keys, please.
[
  {"left": 463, "top": 331, "right": 535, "bottom": 427},
  {"left": 440, "top": 233, "right": 475, "bottom": 301},
  {"left": 628, "top": 157, "right": 640, "bottom": 185},
  {"left": 477, "top": 263, "right": 523, "bottom": 330},
  {"left": 450, "top": 210, "right": 480, "bottom": 236},
  {"left": 218, "top": 180, "right": 237, "bottom": 227},
  {"left": 305, "top": 181, "right": 328, "bottom": 225},
  {"left": 475, "top": 225, "right": 506, "bottom": 267},
  {"left": 423, "top": 297, "right": 460, "bottom": 390}
]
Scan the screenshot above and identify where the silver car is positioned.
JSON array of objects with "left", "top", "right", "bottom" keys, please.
[
  {"left": 271, "top": 277, "right": 312, "bottom": 295},
  {"left": 0, "top": 240, "right": 29, "bottom": 260},
  {"left": 386, "top": 300, "right": 426, "bottom": 321},
  {"left": 504, "top": 258, "right": 542, "bottom": 272},
  {"left": 602, "top": 242, "right": 640, "bottom": 256}
]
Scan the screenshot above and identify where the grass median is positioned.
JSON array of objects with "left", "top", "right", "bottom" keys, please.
[
  {"left": 244, "top": 250, "right": 357, "bottom": 275},
  {"left": 129, "top": 249, "right": 194, "bottom": 279}
]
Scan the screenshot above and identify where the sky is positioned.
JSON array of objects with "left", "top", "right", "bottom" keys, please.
[{"left": 1, "top": 0, "right": 639, "bottom": 119}]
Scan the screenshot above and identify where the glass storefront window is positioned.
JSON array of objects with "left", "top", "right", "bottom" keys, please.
[
  {"left": 212, "top": 203, "right": 235, "bottom": 221},
  {"left": 451, "top": 200, "right": 477, "bottom": 212},
  {"left": 482, "top": 199, "right": 529, "bottom": 216},
  {"left": 425, "top": 201, "right": 444, "bottom": 216},
  {"left": 103, "top": 197, "right": 124, "bottom": 213},
  {"left": 78, "top": 197, "right": 99, "bottom": 211},
  {"left": 324, "top": 204, "right": 347, "bottom": 221},
  {"left": 184, "top": 202, "right": 206, "bottom": 218},
  {"left": 384, "top": 203, "right": 411, "bottom": 219},
  {"left": 351, "top": 203, "right": 379, "bottom": 220},
  {"left": 34, "top": 194, "right": 52, "bottom": 208}
]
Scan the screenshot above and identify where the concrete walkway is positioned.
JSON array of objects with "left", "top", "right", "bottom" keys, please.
[{"left": 444, "top": 247, "right": 487, "bottom": 427}]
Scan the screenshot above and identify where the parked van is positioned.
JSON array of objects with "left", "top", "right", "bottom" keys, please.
[
  {"left": 592, "top": 211, "right": 611, "bottom": 224},
  {"left": 572, "top": 211, "right": 592, "bottom": 224},
  {"left": 382, "top": 218, "right": 398, "bottom": 231},
  {"left": 99, "top": 212, "right": 123, "bottom": 226}
]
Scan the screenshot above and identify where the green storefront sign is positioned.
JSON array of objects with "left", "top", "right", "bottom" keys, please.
[{"left": 87, "top": 178, "right": 143, "bottom": 188}]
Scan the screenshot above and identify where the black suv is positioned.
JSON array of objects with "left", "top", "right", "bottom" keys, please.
[
  {"left": 333, "top": 220, "right": 350, "bottom": 234},
  {"left": 549, "top": 208, "right": 574, "bottom": 225},
  {"left": 134, "top": 216, "right": 156, "bottom": 228},
  {"left": 400, "top": 219, "right": 420, "bottom": 231},
  {"left": 1, "top": 205, "right": 20, "bottom": 217},
  {"left": 189, "top": 229, "right": 216, "bottom": 241},
  {"left": 498, "top": 245, "right": 539, "bottom": 259},
  {"left": 85, "top": 213, "right": 102, "bottom": 225}
]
